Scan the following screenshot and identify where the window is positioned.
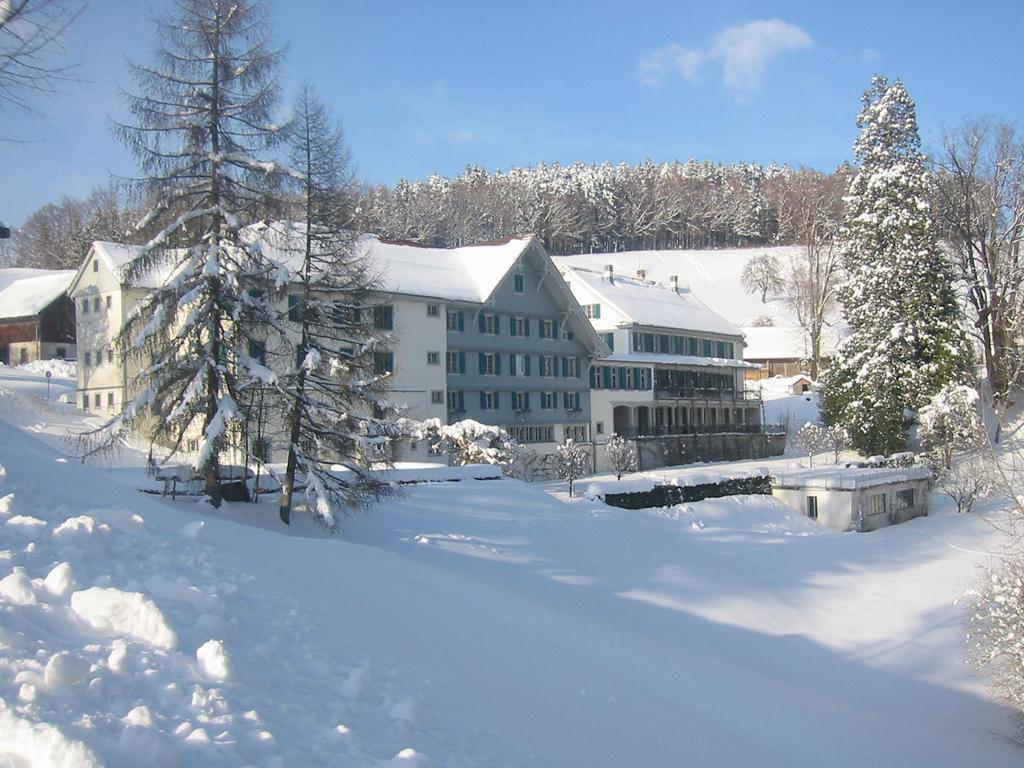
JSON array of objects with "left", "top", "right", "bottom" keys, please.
[
  {"left": 562, "top": 357, "right": 580, "bottom": 378},
  {"left": 600, "top": 332, "right": 614, "bottom": 351},
  {"left": 479, "top": 352, "right": 498, "bottom": 375},
  {"left": 540, "top": 355, "right": 555, "bottom": 377},
  {"left": 540, "top": 319, "right": 557, "bottom": 339},
  {"left": 430, "top": 390, "right": 444, "bottom": 404},
  {"left": 511, "top": 316, "right": 528, "bottom": 336},
  {"left": 541, "top": 391, "right": 556, "bottom": 410},
  {"left": 561, "top": 327, "right": 574, "bottom": 341},
  {"left": 84, "top": 351, "right": 91, "bottom": 367},
  {"left": 479, "top": 313, "right": 499, "bottom": 334},
  {"left": 564, "top": 391, "right": 581, "bottom": 411},
  {"left": 248, "top": 340, "right": 266, "bottom": 365},
  {"left": 93, "top": 296, "right": 101, "bottom": 313},
  {"left": 92, "top": 259, "right": 98, "bottom": 272},
  {"left": 509, "top": 425, "right": 554, "bottom": 443},
  {"left": 373, "top": 305, "right": 393, "bottom": 330},
  {"left": 513, "top": 391, "right": 529, "bottom": 411},
  {"left": 105, "top": 295, "right": 112, "bottom": 309},
  {"left": 106, "top": 349, "right": 113, "bottom": 364},
  {"left": 865, "top": 493, "right": 887, "bottom": 516},
  {"left": 187, "top": 438, "right": 199, "bottom": 452},
  {"left": 288, "top": 294, "right": 301, "bottom": 321},
  {"left": 446, "top": 351, "right": 465, "bottom": 374},
  {"left": 510, "top": 353, "right": 530, "bottom": 377},
  {"left": 581, "top": 303, "right": 601, "bottom": 319},
  {"left": 94, "top": 393, "right": 101, "bottom": 407},
  {"left": 427, "top": 304, "right": 440, "bottom": 317},
  {"left": 81, "top": 298, "right": 88, "bottom": 314},
  {"left": 806, "top": 496, "right": 819, "bottom": 520},
  {"left": 565, "top": 424, "right": 587, "bottom": 442},
  {"left": 447, "top": 390, "right": 465, "bottom": 412},
  {"left": 595, "top": 421, "right": 604, "bottom": 435},
  {"left": 82, "top": 394, "right": 88, "bottom": 409},
  {"left": 895, "top": 489, "right": 915, "bottom": 510},
  {"left": 56, "top": 347, "right": 66, "bottom": 358},
  {"left": 427, "top": 351, "right": 440, "bottom": 366},
  {"left": 480, "top": 391, "right": 499, "bottom": 410},
  {"left": 373, "top": 352, "right": 394, "bottom": 375},
  {"left": 513, "top": 273, "right": 525, "bottom": 293},
  {"left": 107, "top": 392, "right": 115, "bottom": 409},
  {"left": 447, "top": 310, "right": 464, "bottom": 331}
]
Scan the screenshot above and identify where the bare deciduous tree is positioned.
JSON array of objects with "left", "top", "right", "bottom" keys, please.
[
  {"left": 0, "top": 0, "right": 82, "bottom": 113},
  {"left": 932, "top": 119, "right": 1024, "bottom": 413},
  {"left": 741, "top": 253, "right": 783, "bottom": 303}
]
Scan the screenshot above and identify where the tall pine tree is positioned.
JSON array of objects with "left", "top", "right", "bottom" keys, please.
[
  {"left": 273, "top": 85, "right": 395, "bottom": 528},
  {"left": 821, "top": 76, "right": 973, "bottom": 455},
  {"left": 87, "top": 0, "right": 287, "bottom": 506}
]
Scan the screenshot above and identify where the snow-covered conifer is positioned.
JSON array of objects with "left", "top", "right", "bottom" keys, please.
[
  {"left": 605, "top": 433, "right": 638, "bottom": 481},
  {"left": 556, "top": 439, "right": 591, "bottom": 497},
  {"left": 272, "top": 84, "right": 396, "bottom": 528},
  {"left": 820, "top": 76, "right": 973, "bottom": 456},
  {"left": 84, "top": 0, "right": 288, "bottom": 506}
]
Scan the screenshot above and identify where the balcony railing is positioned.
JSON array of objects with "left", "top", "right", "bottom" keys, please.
[
  {"left": 652, "top": 387, "right": 761, "bottom": 401},
  {"left": 613, "top": 423, "right": 786, "bottom": 438}
]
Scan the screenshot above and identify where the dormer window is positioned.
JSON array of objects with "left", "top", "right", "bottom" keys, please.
[{"left": 513, "top": 273, "right": 525, "bottom": 293}]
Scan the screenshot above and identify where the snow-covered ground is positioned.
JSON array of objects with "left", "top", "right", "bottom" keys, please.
[{"left": 0, "top": 367, "right": 1020, "bottom": 766}]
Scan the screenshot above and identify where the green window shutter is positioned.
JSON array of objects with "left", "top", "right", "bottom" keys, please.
[
  {"left": 494, "top": 391, "right": 500, "bottom": 410},
  {"left": 524, "top": 392, "right": 531, "bottom": 409},
  {"left": 551, "top": 319, "right": 558, "bottom": 338},
  {"left": 561, "top": 357, "right": 568, "bottom": 377},
  {"left": 594, "top": 304, "right": 600, "bottom": 319},
  {"left": 510, "top": 319, "right": 517, "bottom": 337},
  {"left": 494, "top": 315, "right": 500, "bottom": 335},
  {"left": 478, "top": 314, "right": 486, "bottom": 333},
  {"left": 479, "top": 353, "right": 486, "bottom": 374},
  {"left": 459, "top": 391, "right": 465, "bottom": 410},
  {"left": 525, "top": 355, "right": 531, "bottom": 376},
  {"left": 459, "top": 351, "right": 466, "bottom": 373},
  {"left": 495, "top": 354, "right": 502, "bottom": 375},
  {"left": 480, "top": 391, "right": 486, "bottom": 410},
  {"left": 524, "top": 318, "right": 530, "bottom": 337},
  {"left": 633, "top": 368, "right": 642, "bottom": 390},
  {"left": 458, "top": 312, "right": 465, "bottom": 331},
  {"left": 510, "top": 354, "right": 517, "bottom": 377}
]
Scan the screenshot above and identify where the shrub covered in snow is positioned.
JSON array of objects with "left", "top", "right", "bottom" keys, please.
[
  {"left": 928, "top": 455, "right": 993, "bottom": 514},
  {"left": 968, "top": 555, "right": 1024, "bottom": 726},
  {"left": 604, "top": 433, "right": 638, "bottom": 481},
  {"left": 419, "top": 419, "right": 518, "bottom": 467},
  {"left": 792, "top": 422, "right": 826, "bottom": 466},
  {"left": 918, "top": 384, "right": 986, "bottom": 469},
  {"left": 824, "top": 424, "right": 850, "bottom": 464},
  {"left": 556, "top": 440, "right": 591, "bottom": 497}
]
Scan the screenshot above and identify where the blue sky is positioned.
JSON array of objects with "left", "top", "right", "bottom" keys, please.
[{"left": 2, "top": 0, "right": 1023, "bottom": 226}]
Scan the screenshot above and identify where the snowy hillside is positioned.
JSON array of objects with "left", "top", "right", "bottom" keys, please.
[{"left": 0, "top": 366, "right": 1020, "bottom": 766}]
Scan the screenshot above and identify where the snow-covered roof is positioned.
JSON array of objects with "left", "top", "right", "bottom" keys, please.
[
  {"left": 0, "top": 270, "right": 75, "bottom": 320},
  {"left": 558, "top": 265, "right": 743, "bottom": 338},
  {"left": 771, "top": 466, "right": 931, "bottom": 491},
  {"left": 88, "top": 241, "right": 180, "bottom": 289},
  {"left": 0, "top": 268, "right": 64, "bottom": 293},
  {"left": 741, "top": 326, "right": 809, "bottom": 360},
  {"left": 600, "top": 352, "right": 759, "bottom": 370}
]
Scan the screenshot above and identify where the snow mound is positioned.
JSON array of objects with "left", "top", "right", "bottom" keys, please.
[
  {"left": 0, "top": 567, "right": 37, "bottom": 604},
  {"left": 71, "top": 587, "right": 178, "bottom": 649},
  {"left": 195, "top": 639, "right": 231, "bottom": 682},
  {"left": 43, "top": 562, "right": 76, "bottom": 597},
  {"left": 18, "top": 359, "right": 77, "bottom": 378},
  {"left": 0, "top": 706, "right": 103, "bottom": 768},
  {"left": 654, "top": 495, "right": 828, "bottom": 535}
]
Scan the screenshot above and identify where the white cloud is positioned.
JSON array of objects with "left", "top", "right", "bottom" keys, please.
[
  {"left": 860, "top": 47, "right": 882, "bottom": 64},
  {"left": 640, "top": 19, "right": 814, "bottom": 96}
]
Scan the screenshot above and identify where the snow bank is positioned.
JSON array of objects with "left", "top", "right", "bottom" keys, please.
[
  {"left": 18, "top": 358, "right": 77, "bottom": 378},
  {"left": 71, "top": 587, "right": 178, "bottom": 649},
  {"left": 0, "top": 706, "right": 102, "bottom": 768}
]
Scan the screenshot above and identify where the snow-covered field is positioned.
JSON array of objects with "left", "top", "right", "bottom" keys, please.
[{"left": 0, "top": 366, "right": 1020, "bottom": 766}]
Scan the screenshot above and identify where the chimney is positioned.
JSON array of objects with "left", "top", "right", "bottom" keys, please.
[
  {"left": 636, "top": 268, "right": 646, "bottom": 280},
  {"left": 603, "top": 264, "right": 614, "bottom": 284},
  {"left": 669, "top": 275, "right": 679, "bottom": 293}
]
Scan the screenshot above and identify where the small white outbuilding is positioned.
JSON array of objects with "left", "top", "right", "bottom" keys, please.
[{"left": 771, "top": 465, "right": 931, "bottom": 532}]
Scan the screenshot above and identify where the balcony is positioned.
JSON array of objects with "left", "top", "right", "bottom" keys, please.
[
  {"left": 614, "top": 423, "right": 786, "bottom": 439},
  {"left": 652, "top": 387, "right": 761, "bottom": 402}
]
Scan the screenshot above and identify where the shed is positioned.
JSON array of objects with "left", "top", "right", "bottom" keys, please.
[{"left": 771, "top": 465, "right": 931, "bottom": 532}]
